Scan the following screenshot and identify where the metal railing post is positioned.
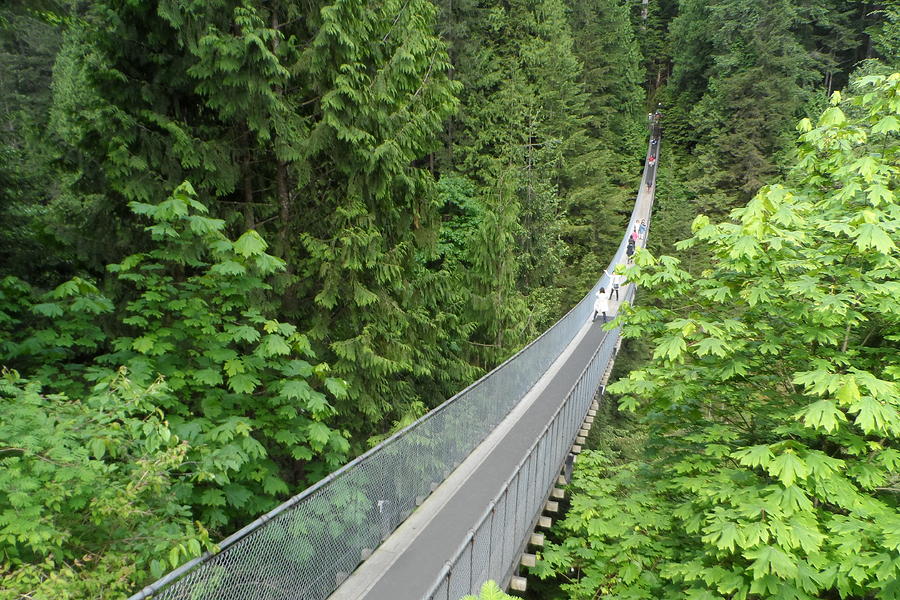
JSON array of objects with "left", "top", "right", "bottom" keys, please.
[{"left": 469, "top": 533, "right": 475, "bottom": 594}]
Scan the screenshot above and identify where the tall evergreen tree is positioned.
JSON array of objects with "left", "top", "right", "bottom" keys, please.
[
  {"left": 291, "top": 0, "right": 469, "bottom": 430},
  {"left": 628, "top": 0, "right": 678, "bottom": 95},
  {"left": 0, "top": 3, "right": 67, "bottom": 283},
  {"left": 871, "top": 0, "right": 900, "bottom": 67},
  {"left": 434, "top": 0, "right": 639, "bottom": 362},
  {"left": 560, "top": 0, "right": 646, "bottom": 307},
  {"left": 669, "top": 0, "right": 817, "bottom": 197},
  {"left": 434, "top": 0, "right": 574, "bottom": 363},
  {"left": 48, "top": 0, "right": 467, "bottom": 443}
]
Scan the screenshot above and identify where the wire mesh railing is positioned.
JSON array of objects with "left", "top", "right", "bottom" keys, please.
[
  {"left": 424, "top": 298, "right": 626, "bottom": 600},
  {"left": 130, "top": 134, "right": 660, "bottom": 600},
  {"left": 130, "top": 274, "right": 607, "bottom": 600}
]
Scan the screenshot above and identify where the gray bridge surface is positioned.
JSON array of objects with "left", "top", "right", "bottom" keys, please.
[{"left": 130, "top": 131, "right": 660, "bottom": 600}]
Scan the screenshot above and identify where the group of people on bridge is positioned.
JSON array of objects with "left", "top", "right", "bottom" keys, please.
[
  {"left": 646, "top": 109, "right": 661, "bottom": 191},
  {"left": 591, "top": 112, "right": 660, "bottom": 326},
  {"left": 592, "top": 218, "right": 648, "bottom": 324}
]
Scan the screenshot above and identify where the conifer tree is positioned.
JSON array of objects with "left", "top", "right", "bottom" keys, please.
[
  {"left": 560, "top": 0, "right": 646, "bottom": 307},
  {"left": 871, "top": 0, "right": 900, "bottom": 67},
  {"left": 435, "top": 0, "right": 612, "bottom": 358},
  {"left": 0, "top": 3, "right": 66, "bottom": 282},
  {"left": 628, "top": 0, "right": 677, "bottom": 95},
  {"left": 669, "top": 0, "right": 817, "bottom": 197},
  {"left": 48, "top": 0, "right": 466, "bottom": 442},
  {"left": 289, "top": 0, "right": 464, "bottom": 432}
]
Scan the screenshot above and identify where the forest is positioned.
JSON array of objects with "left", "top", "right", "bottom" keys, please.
[{"left": 0, "top": 0, "right": 898, "bottom": 598}]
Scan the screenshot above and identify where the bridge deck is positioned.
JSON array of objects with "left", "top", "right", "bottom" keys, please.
[{"left": 332, "top": 318, "right": 607, "bottom": 599}]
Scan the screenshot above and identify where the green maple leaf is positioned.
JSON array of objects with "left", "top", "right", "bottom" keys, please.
[
  {"left": 210, "top": 260, "right": 247, "bottom": 276},
  {"left": 818, "top": 106, "right": 846, "bottom": 126},
  {"left": 281, "top": 359, "right": 313, "bottom": 377},
  {"left": 653, "top": 334, "right": 687, "bottom": 361},
  {"left": 881, "top": 516, "right": 900, "bottom": 551},
  {"left": 733, "top": 445, "right": 774, "bottom": 469},
  {"left": 783, "top": 517, "right": 825, "bottom": 553},
  {"left": 223, "top": 483, "right": 253, "bottom": 508},
  {"left": 307, "top": 422, "right": 333, "bottom": 450},
  {"left": 305, "top": 391, "right": 331, "bottom": 416},
  {"left": 745, "top": 545, "right": 797, "bottom": 579},
  {"left": 199, "top": 488, "right": 226, "bottom": 507},
  {"left": 798, "top": 399, "right": 846, "bottom": 432},
  {"left": 233, "top": 230, "right": 268, "bottom": 257},
  {"left": 132, "top": 335, "right": 157, "bottom": 354},
  {"left": 192, "top": 368, "right": 223, "bottom": 386},
  {"left": 32, "top": 302, "right": 64, "bottom": 318},
  {"left": 855, "top": 223, "right": 896, "bottom": 253},
  {"left": 324, "top": 377, "right": 348, "bottom": 399},
  {"left": 695, "top": 337, "right": 730, "bottom": 357},
  {"left": 767, "top": 452, "right": 810, "bottom": 487},
  {"left": 852, "top": 156, "right": 879, "bottom": 181},
  {"left": 227, "top": 325, "right": 260, "bottom": 343},
  {"left": 258, "top": 334, "right": 291, "bottom": 357},
  {"left": 703, "top": 518, "right": 741, "bottom": 552},
  {"left": 836, "top": 377, "right": 861, "bottom": 405},
  {"left": 281, "top": 379, "right": 313, "bottom": 401},
  {"left": 872, "top": 114, "right": 900, "bottom": 133},
  {"left": 849, "top": 396, "right": 896, "bottom": 435},
  {"left": 866, "top": 184, "right": 893, "bottom": 206},
  {"left": 228, "top": 373, "right": 259, "bottom": 394}
]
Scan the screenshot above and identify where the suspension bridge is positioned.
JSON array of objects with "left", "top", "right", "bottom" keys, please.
[{"left": 130, "top": 131, "right": 661, "bottom": 600}]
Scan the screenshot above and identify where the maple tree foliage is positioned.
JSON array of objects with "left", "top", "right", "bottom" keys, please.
[{"left": 534, "top": 74, "right": 900, "bottom": 599}]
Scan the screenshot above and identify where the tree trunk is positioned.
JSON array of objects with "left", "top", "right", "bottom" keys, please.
[
  {"left": 242, "top": 129, "right": 255, "bottom": 230},
  {"left": 270, "top": 10, "right": 291, "bottom": 259}
]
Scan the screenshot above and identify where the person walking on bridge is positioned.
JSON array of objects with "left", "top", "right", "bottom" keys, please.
[
  {"left": 604, "top": 264, "right": 625, "bottom": 301},
  {"left": 592, "top": 287, "right": 610, "bottom": 323}
]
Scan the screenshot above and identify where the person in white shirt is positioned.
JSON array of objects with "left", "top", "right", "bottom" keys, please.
[
  {"left": 592, "top": 288, "right": 610, "bottom": 323},
  {"left": 604, "top": 264, "right": 625, "bottom": 301}
]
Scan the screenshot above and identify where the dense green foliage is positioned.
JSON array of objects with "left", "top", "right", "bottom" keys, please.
[
  {"left": 0, "top": 0, "right": 647, "bottom": 594},
  {"left": 640, "top": 0, "right": 899, "bottom": 260},
  {"left": 4, "top": 182, "right": 351, "bottom": 522},
  {"left": 535, "top": 74, "right": 900, "bottom": 600},
  {"left": 3, "top": 0, "right": 897, "bottom": 596},
  {"left": 434, "top": 0, "right": 645, "bottom": 359},
  {"left": 0, "top": 3, "right": 66, "bottom": 283},
  {"left": 47, "top": 0, "right": 472, "bottom": 437},
  {"left": 0, "top": 369, "right": 210, "bottom": 599},
  {"left": 463, "top": 580, "right": 517, "bottom": 600}
]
